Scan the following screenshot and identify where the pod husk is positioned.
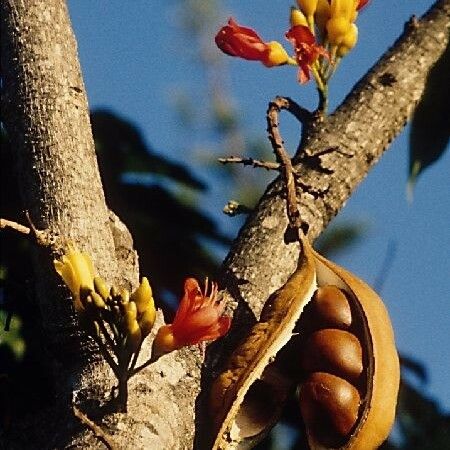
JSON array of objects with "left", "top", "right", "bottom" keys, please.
[
  {"left": 210, "top": 239, "right": 316, "bottom": 449},
  {"left": 210, "top": 236, "right": 399, "bottom": 450}
]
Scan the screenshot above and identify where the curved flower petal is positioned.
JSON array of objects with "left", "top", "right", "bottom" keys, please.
[
  {"left": 286, "top": 25, "right": 329, "bottom": 83},
  {"left": 153, "top": 277, "right": 231, "bottom": 356},
  {"left": 54, "top": 244, "right": 96, "bottom": 311},
  {"left": 357, "top": 0, "right": 369, "bottom": 11}
]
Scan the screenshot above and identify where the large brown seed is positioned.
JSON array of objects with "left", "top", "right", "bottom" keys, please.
[
  {"left": 301, "top": 329, "right": 363, "bottom": 383},
  {"left": 310, "top": 285, "right": 352, "bottom": 329},
  {"left": 299, "top": 372, "right": 360, "bottom": 447}
]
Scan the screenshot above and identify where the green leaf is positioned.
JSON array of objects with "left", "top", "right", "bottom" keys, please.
[{"left": 408, "top": 41, "right": 450, "bottom": 198}]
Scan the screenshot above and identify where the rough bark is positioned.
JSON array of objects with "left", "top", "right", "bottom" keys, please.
[
  {"left": 1, "top": 1, "right": 196, "bottom": 449},
  {"left": 218, "top": 0, "right": 450, "bottom": 323},
  {"left": 1, "top": 0, "right": 449, "bottom": 449}
]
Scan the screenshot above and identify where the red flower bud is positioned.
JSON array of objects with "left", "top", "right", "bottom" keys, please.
[{"left": 215, "top": 18, "right": 289, "bottom": 67}]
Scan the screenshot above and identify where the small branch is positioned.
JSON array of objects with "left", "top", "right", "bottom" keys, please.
[
  {"left": 274, "top": 96, "right": 313, "bottom": 124},
  {"left": 0, "top": 213, "right": 55, "bottom": 247},
  {"left": 0, "top": 218, "right": 31, "bottom": 235},
  {"left": 130, "top": 353, "right": 159, "bottom": 378},
  {"left": 266, "top": 98, "right": 303, "bottom": 232},
  {"left": 218, "top": 156, "right": 280, "bottom": 171},
  {"left": 73, "top": 406, "right": 116, "bottom": 450}
]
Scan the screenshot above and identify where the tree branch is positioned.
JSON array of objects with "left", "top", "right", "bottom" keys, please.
[
  {"left": 1, "top": 0, "right": 449, "bottom": 449},
  {"left": 1, "top": 1, "right": 201, "bottom": 449},
  {"left": 216, "top": 0, "right": 449, "bottom": 352}
]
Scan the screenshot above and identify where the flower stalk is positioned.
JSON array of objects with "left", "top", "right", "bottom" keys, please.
[{"left": 54, "top": 245, "right": 231, "bottom": 411}]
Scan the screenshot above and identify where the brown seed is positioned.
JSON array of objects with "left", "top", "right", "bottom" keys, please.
[
  {"left": 301, "top": 329, "right": 363, "bottom": 383},
  {"left": 299, "top": 372, "right": 360, "bottom": 447},
  {"left": 310, "top": 285, "right": 352, "bottom": 329}
]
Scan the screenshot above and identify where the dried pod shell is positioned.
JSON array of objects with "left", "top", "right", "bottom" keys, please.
[
  {"left": 210, "top": 236, "right": 399, "bottom": 450},
  {"left": 210, "top": 239, "right": 316, "bottom": 449}
]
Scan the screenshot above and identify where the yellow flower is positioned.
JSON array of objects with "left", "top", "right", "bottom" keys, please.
[
  {"left": 327, "top": 0, "right": 359, "bottom": 46},
  {"left": 130, "top": 277, "right": 156, "bottom": 337},
  {"left": 54, "top": 243, "right": 96, "bottom": 311},
  {"left": 315, "top": 0, "right": 331, "bottom": 36},
  {"left": 297, "top": 0, "right": 319, "bottom": 18},
  {"left": 290, "top": 7, "right": 308, "bottom": 28},
  {"left": 337, "top": 23, "right": 358, "bottom": 57}
]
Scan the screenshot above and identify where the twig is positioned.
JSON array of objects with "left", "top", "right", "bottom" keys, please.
[
  {"left": 130, "top": 353, "right": 159, "bottom": 378},
  {"left": 266, "top": 98, "right": 303, "bottom": 232},
  {"left": 273, "top": 96, "right": 312, "bottom": 124},
  {"left": 0, "top": 213, "right": 55, "bottom": 247},
  {"left": 218, "top": 156, "right": 280, "bottom": 171},
  {"left": 73, "top": 406, "right": 116, "bottom": 450}
]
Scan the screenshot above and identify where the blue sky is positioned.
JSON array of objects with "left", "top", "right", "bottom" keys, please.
[{"left": 68, "top": 1, "right": 449, "bottom": 411}]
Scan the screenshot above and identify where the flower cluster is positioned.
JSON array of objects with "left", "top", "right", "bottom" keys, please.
[
  {"left": 54, "top": 245, "right": 156, "bottom": 372},
  {"left": 215, "top": 1, "right": 369, "bottom": 103},
  {"left": 54, "top": 245, "right": 230, "bottom": 366}
]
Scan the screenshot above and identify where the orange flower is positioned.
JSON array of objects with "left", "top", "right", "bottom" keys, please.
[
  {"left": 215, "top": 18, "right": 290, "bottom": 67},
  {"left": 285, "top": 25, "right": 328, "bottom": 83},
  {"left": 357, "top": 0, "right": 369, "bottom": 10},
  {"left": 153, "top": 278, "right": 231, "bottom": 356}
]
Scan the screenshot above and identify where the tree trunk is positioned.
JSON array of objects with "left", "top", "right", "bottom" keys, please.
[{"left": 1, "top": 0, "right": 449, "bottom": 449}]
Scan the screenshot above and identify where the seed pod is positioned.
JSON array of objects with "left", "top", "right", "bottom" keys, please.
[{"left": 210, "top": 235, "right": 399, "bottom": 450}]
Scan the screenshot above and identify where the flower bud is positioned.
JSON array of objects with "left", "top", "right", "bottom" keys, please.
[
  {"left": 90, "top": 291, "right": 106, "bottom": 310},
  {"left": 152, "top": 325, "right": 176, "bottom": 357},
  {"left": 139, "top": 307, "right": 156, "bottom": 338},
  {"left": 124, "top": 301, "right": 141, "bottom": 352},
  {"left": 94, "top": 276, "right": 110, "bottom": 300},
  {"left": 337, "top": 23, "right": 358, "bottom": 57},
  {"left": 297, "top": 0, "right": 318, "bottom": 18},
  {"left": 119, "top": 287, "right": 130, "bottom": 305},
  {"left": 315, "top": 0, "right": 331, "bottom": 36},
  {"left": 130, "top": 277, "right": 154, "bottom": 315},
  {"left": 326, "top": 16, "right": 352, "bottom": 45},
  {"left": 290, "top": 7, "right": 308, "bottom": 28},
  {"left": 264, "top": 41, "right": 290, "bottom": 67}
]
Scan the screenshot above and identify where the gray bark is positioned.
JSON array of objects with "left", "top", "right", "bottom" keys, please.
[{"left": 1, "top": 0, "right": 449, "bottom": 449}]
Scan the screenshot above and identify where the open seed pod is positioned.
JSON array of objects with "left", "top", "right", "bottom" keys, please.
[{"left": 209, "top": 235, "right": 399, "bottom": 450}]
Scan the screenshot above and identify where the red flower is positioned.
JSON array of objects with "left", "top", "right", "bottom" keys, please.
[
  {"left": 286, "top": 25, "right": 328, "bottom": 83},
  {"left": 357, "top": 0, "right": 369, "bottom": 11},
  {"left": 215, "top": 18, "right": 289, "bottom": 67},
  {"left": 153, "top": 278, "right": 231, "bottom": 356}
]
